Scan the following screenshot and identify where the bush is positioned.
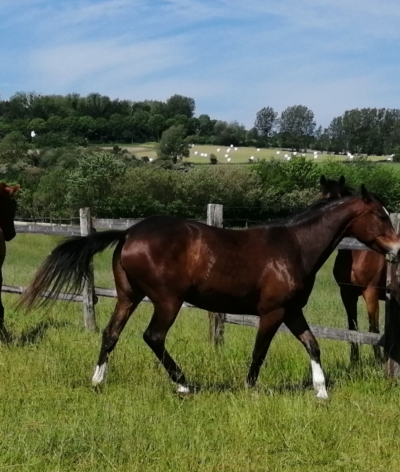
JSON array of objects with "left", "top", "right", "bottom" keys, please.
[
  {"left": 209, "top": 154, "right": 218, "bottom": 165},
  {"left": 393, "top": 146, "right": 400, "bottom": 163},
  {"left": 320, "top": 158, "right": 400, "bottom": 211}
]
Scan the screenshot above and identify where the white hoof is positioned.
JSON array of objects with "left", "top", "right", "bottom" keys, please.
[
  {"left": 177, "top": 384, "right": 191, "bottom": 394},
  {"left": 315, "top": 386, "right": 329, "bottom": 400},
  {"left": 92, "top": 363, "right": 107, "bottom": 386}
]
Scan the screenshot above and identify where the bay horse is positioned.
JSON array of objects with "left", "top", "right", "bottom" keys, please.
[
  {"left": 320, "top": 175, "right": 386, "bottom": 362},
  {"left": 18, "top": 186, "right": 400, "bottom": 399},
  {"left": 0, "top": 183, "right": 20, "bottom": 341}
]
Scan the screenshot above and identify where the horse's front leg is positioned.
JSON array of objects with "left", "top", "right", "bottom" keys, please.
[{"left": 284, "top": 307, "right": 329, "bottom": 399}]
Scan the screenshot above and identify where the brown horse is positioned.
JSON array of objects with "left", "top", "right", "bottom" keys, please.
[
  {"left": 0, "top": 183, "right": 20, "bottom": 340},
  {"left": 320, "top": 175, "right": 386, "bottom": 362},
  {"left": 19, "top": 186, "right": 400, "bottom": 399}
]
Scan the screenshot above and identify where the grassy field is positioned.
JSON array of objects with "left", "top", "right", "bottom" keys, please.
[
  {"left": 105, "top": 142, "right": 398, "bottom": 167},
  {"left": 1, "top": 234, "right": 400, "bottom": 471}
]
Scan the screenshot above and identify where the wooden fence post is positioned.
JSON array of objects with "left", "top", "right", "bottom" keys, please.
[
  {"left": 207, "top": 204, "right": 225, "bottom": 345},
  {"left": 80, "top": 208, "right": 97, "bottom": 332},
  {"left": 384, "top": 213, "right": 400, "bottom": 377}
]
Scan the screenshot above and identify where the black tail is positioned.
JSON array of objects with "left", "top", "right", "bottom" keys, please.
[{"left": 18, "top": 229, "right": 127, "bottom": 311}]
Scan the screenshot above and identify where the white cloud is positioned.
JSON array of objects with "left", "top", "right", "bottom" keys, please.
[{"left": 29, "top": 36, "right": 190, "bottom": 91}]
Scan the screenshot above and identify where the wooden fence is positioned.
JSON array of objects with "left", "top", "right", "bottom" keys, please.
[{"left": 6, "top": 206, "right": 400, "bottom": 378}]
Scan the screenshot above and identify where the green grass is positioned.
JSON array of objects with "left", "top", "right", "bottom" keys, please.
[{"left": 1, "top": 234, "right": 399, "bottom": 471}]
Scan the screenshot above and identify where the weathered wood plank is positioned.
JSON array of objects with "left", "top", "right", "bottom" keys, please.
[
  {"left": 15, "top": 222, "right": 81, "bottom": 236},
  {"left": 2, "top": 284, "right": 83, "bottom": 302},
  {"left": 337, "top": 237, "right": 371, "bottom": 251},
  {"left": 224, "top": 314, "right": 383, "bottom": 346},
  {"left": 92, "top": 218, "right": 141, "bottom": 230}
]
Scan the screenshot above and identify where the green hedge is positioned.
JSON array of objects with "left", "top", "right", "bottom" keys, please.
[{"left": 7, "top": 150, "right": 400, "bottom": 225}]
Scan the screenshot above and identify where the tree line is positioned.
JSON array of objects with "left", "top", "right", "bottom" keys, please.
[{"left": 1, "top": 92, "right": 400, "bottom": 155}]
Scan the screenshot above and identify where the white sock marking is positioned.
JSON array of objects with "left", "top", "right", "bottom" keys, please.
[
  {"left": 92, "top": 363, "right": 107, "bottom": 386},
  {"left": 177, "top": 384, "right": 190, "bottom": 394},
  {"left": 311, "top": 360, "right": 328, "bottom": 399}
]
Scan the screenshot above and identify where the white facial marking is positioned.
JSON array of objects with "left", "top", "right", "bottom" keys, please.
[
  {"left": 311, "top": 360, "right": 328, "bottom": 399},
  {"left": 92, "top": 363, "right": 107, "bottom": 386},
  {"left": 177, "top": 384, "right": 190, "bottom": 394},
  {"left": 384, "top": 207, "right": 390, "bottom": 216}
]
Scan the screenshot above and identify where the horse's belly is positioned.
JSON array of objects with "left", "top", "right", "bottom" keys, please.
[{"left": 184, "top": 290, "right": 259, "bottom": 315}]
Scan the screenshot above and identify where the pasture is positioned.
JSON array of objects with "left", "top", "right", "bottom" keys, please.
[
  {"left": 1, "top": 234, "right": 400, "bottom": 471},
  {"left": 104, "top": 142, "right": 398, "bottom": 166}
]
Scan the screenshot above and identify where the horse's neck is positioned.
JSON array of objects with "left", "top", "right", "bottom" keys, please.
[{"left": 292, "top": 200, "right": 358, "bottom": 275}]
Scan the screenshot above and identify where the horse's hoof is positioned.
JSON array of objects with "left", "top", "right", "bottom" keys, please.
[
  {"left": 176, "top": 384, "right": 192, "bottom": 395},
  {"left": 91, "top": 363, "right": 107, "bottom": 387}
]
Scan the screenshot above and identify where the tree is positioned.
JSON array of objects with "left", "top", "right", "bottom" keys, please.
[
  {"left": 254, "top": 106, "right": 278, "bottom": 137},
  {"left": 66, "top": 150, "right": 126, "bottom": 215},
  {"left": 148, "top": 114, "right": 166, "bottom": 140},
  {"left": 195, "top": 114, "right": 215, "bottom": 137},
  {"left": 165, "top": 95, "right": 195, "bottom": 118},
  {"left": 157, "top": 125, "right": 190, "bottom": 163},
  {"left": 279, "top": 105, "right": 316, "bottom": 150}
]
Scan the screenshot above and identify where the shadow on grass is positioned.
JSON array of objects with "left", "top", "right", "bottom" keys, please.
[
  {"left": 183, "top": 375, "right": 331, "bottom": 396},
  {"left": 1, "top": 320, "right": 72, "bottom": 347}
]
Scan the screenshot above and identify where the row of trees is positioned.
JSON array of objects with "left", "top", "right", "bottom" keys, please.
[
  {"left": 1, "top": 92, "right": 400, "bottom": 155},
  {"left": 254, "top": 106, "right": 400, "bottom": 155}
]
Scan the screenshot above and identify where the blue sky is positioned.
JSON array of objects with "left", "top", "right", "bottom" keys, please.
[{"left": 1, "top": 0, "right": 399, "bottom": 128}]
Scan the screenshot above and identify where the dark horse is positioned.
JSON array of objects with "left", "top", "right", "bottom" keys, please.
[
  {"left": 0, "top": 183, "right": 20, "bottom": 340},
  {"left": 320, "top": 175, "right": 387, "bottom": 362},
  {"left": 19, "top": 186, "right": 400, "bottom": 399}
]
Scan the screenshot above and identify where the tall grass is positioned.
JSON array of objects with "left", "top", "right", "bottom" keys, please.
[{"left": 0, "top": 234, "right": 399, "bottom": 471}]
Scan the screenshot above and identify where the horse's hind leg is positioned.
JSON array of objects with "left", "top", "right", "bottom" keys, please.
[
  {"left": 92, "top": 252, "right": 144, "bottom": 386},
  {"left": 143, "top": 299, "right": 188, "bottom": 393},
  {"left": 92, "top": 289, "right": 143, "bottom": 386},
  {"left": 284, "top": 308, "right": 328, "bottom": 399},
  {"left": 246, "top": 308, "right": 285, "bottom": 387},
  {"left": 340, "top": 286, "right": 360, "bottom": 363},
  {"left": 362, "top": 287, "right": 382, "bottom": 362}
]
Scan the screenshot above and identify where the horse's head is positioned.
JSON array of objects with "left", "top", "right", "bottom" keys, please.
[
  {"left": 347, "top": 185, "right": 400, "bottom": 260},
  {"left": 320, "top": 175, "right": 353, "bottom": 199},
  {"left": 0, "top": 183, "right": 20, "bottom": 242}
]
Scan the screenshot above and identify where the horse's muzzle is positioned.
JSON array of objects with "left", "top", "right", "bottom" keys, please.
[{"left": 384, "top": 242, "right": 400, "bottom": 264}]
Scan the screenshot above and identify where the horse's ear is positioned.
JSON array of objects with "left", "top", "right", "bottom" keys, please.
[
  {"left": 361, "top": 184, "right": 372, "bottom": 203},
  {"left": 320, "top": 175, "right": 327, "bottom": 186},
  {"left": 339, "top": 175, "right": 345, "bottom": 186}
]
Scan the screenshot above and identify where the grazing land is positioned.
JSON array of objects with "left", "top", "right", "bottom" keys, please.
[
  {"left": 103, "top": 142, "right": 397, "bottom": 167},
  {"left": 1, "top": 234, "right": 400, "bottom": 471}
]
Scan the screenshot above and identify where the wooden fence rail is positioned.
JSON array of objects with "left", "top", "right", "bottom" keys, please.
[{"left": 8, "top": 207, "right": 400, "bottom": 378}]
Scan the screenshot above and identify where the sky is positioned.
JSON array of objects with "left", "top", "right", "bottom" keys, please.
[{"left": 0, "top": 0, "right": 399, "bottom": 128}]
